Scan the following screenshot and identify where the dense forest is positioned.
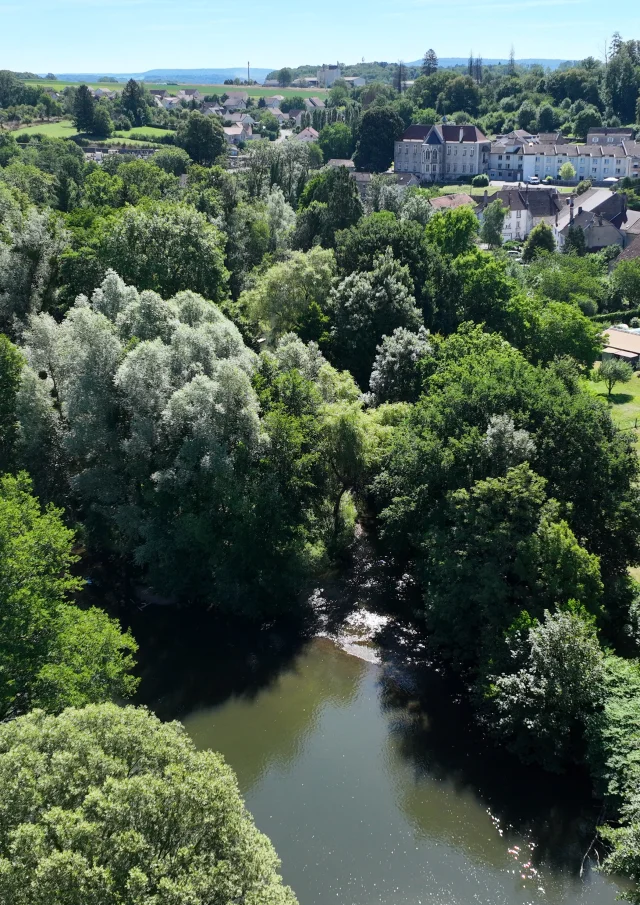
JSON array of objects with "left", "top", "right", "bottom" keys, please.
[{"left": 2, "top": 38, "right": 640, "bottom": 902}]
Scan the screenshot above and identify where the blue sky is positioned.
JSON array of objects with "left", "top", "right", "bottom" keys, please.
[{"left": 3, "top": 0, "right": 640, "bottom": 73}]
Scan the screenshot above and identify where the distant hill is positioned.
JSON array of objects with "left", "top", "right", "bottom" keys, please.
[
  {"left": 408, "top": 57, "right": 573, "bottom": 70},
  {"left": 50, "top": 68, "right": 274, "bottom": 84}
]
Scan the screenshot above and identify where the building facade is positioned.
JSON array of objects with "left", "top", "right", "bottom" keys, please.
[{"left": 394, "top": 124, "right": 490, "bottom": 182}]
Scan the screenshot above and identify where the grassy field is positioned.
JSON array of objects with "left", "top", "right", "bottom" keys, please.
[
  {"left": 440, "top": 183, "right": 576, "bottom": 196},
  {"left": 586, "top": 373, "right": 640, "bottom": 446},
  {"left": 112, "top": 126, "right": 175, "bottom": 139},
  {"left": 10, "top": 119, "right": 79, "bottom": 138},
  {"left": 24, "top": 80, "right": 326, "bottom": 99}
]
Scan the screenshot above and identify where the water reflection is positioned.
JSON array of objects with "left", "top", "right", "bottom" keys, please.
[{"left": 143, "top": 630, "right": 623, "bottom": 905}]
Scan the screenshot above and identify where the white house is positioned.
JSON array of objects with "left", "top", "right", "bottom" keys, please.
[
  {"left": 477, "top": 187, "right": 564, "bottom": 241},
  {"left": 488, "top": 140, "right": 640, "bottom": 183},
  {"left": 223, "top": 92, "right": 249, "bottom": 111},
  {"left": 265, "top": 95, "right": 285, "bottom": 108},
  {"left": 295, "top": 127, "right": 319, "bottom": 143},
  {"left": 342, "top": 76, "right": 366, "bottom": 88}
]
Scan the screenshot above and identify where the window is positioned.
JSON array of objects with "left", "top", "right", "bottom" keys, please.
[
  {"left": 519, "top": 155, "right": 523, "bottom": 161},
  {"left": 535, "top": 156, "right": 540, "bottom": 162},
  {"left": 470, "top": 149, "right": 475, "bottom": 157},
  {"left": 432, "top": 164, "right": 437, "bottom": 172},
  {"left": 592, "top": 137, "right": 598, "bottom": 143},
  {"left": 607, "top": 137, "right": 614, "bottom": 143},
  {"left": 516, "top": 209, "right": 521, "bottom": 218},
  {"left": 454, "top": 148, "right": 458, "bottom": 155},
  {"left": 498, "top": 154, "right": 503, "bottom": 160},
  {"left": 447, "top": 146, "right": 451, "bottom": 155},
  {"left": 447, "top": 163, "right": 451, "bottom": 173},
  {"left": 506, "top": 154, "right": 511, "bottom": 160},
  {"left": 462, "top": 164, "right": 467, "bottom": 173},
  {"left": 463, "top": 149, "right": 467, "bottom": 156}
]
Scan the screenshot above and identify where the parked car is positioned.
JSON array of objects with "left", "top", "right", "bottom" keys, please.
[{"left": 527, "top": 176, "right": 540, "bottom": 185}]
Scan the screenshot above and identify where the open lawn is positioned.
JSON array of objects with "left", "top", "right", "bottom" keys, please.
[
  {"left": 24, "top": 80, "right": 326, "bottom": 99},
  {"left": 113, "top": 126, "right": 175, "bottom": 139},
  {"left": 9, "top": 119, "right": 79, "bottom": 138},
  {"left": 586, "top": 373, "right": 640, "bottom": 447},
  {"left": 439, "top": 183, "right": 576, "bottom": 197}
]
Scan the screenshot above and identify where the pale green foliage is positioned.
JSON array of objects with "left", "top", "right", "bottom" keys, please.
[
  {"left": 0, "top": 704, "right": 298, "bottom": 905},
  {"left": 597, "top": 357, "right": 633, "bottom": 397},
  {"left": 488, "top": 609, "right": 605, "bottom": 769},
  {"left": 0, "top": 208, "right": 69, "bottom": 330},
  {"left": 483, "top": 414, "right": 536, "bottom": 475},
  {"left": 265, "top": 185, "right": 296, "bottom": 251},
  {"left": 241, "top": 247, "right": 336, "bottom": 341},
  {"left": 559, "top": 161, "right": 577, "bottom": 181},
  {"left": 480, "top": 199, "right": 506, "bottom": 247},
  {"left": 368, "top": 326, "right": 432, "bottom": 404}
]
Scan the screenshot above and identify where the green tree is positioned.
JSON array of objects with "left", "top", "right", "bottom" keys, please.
[
  {"left": 318, "top": 122, "right": 355, "bottom": 161},
  {"left": 153, "top": 146, "right": 191, "bottom": 176},
  {"left": 97, "top": 203, "right": 229, "bottom": 301},
  {"left": 437, "top": 75, "right": 481, "bottom": 115},
  {"left": 611, "top": 259, "right": 640, "bottom": 305},
  {"left": 559, "top": 161, "right": 576, "bottom": 182},
  {"left": 563, "top": 223, "right": 586, "bottom": 256},
  {"left": 424, "top": 205, "right": 479, "bottom": 257},
  {"left": 596, "top": 357, "right": 633, "bottom": 397},
  {"left": 72, "top": 84, "right": 95, "bottom": 133},
  {"left": 91, "top": 104, "right": 113, "bottom": 137},
  {"left": 0, "top": 335, "right": 24, "bottom": 471},
  {"left": 603, "top": 47, "right": 639, "bottom": 123},
  {"left": 330, "top": 248, "right": 423, "bottom": 386},
  {"left": 422, "top": 49, "right": 439, "bottom": 77},
  {"left": 240, "top": 247, "right": 335, "bottom": 341},
  {"left": 521, "top": 221, "right": 555, "bottom": 262},
  {"left": 177, "top": 111, "right": 226, "bottom": 165},
  {"left": 0, "top": 704, "right": 298, "bottom": 905},
  {"left": 537, "top": 103, "right": 556, "bottom": 132},
  {"left": 480, "top": 199, "right": 506, "bottom": 247},
  {"left": 488, "top": 609, "right": 606, "bottom": 769},
  {"left": 368, "top": 326, "right": 432, "bottom": 404},
  {"left": 353, "top": 106, "right": 405, "bottom": 172},
  {"left": 573, "top": 106, "right": 602, "bottom": 140},
  {"left": 278, "top": 67, "right": 293, "bottom": 87},
  {"left": 120, "top": 78, "right": 147, "bottom": 127},
  {"left": 0, "top": 473, "right": 137, "bottom": 719}
]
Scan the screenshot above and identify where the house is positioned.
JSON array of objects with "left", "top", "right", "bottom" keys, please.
[
  {"left": 262, "top": 79, "right": 280, "bottom": 88},
  {"left": 586, "top": 127, "right": 636, "bottom": 145},
  {"left": 93, "top": 87, "right": 117, "bottom": 99},
  {"left": 431, "top": 192, "right": 477, "bottom": 211},
  {"left": 270, "top": 109, "right": 289, "bottom": 124},
  {"left": 223, "top": 124, "right": 252, "bottom": 145},
  {"left": 202, "top": 103, "right": 225, "bottom": 117},
  {"left": 327, "top": 159, "right": 355, "bottom": 169},
  {"left": 555, "top": 192, "right": 629, "bottom": 251},
  {"left": 150, "top": 89, "right": 167, "bottom": 99},
  {"left": 392, "top": 173, "right": 421, "bottom": 188},
  {"left": 226, "top": 112, "right": 257, "bottom": 126},
  {"left": 265, "top": 95, "right": 285, "bottom": 108},
  {"left": 288, "top": 109, "right": 306, "bottom": 127},
  {"left": 602, "top": 326, "right": 640, "bottom": 367},
  {"left": 177, "top": 89, "right": 202, "bottom": 102},
  {"left": 617, "top": 234, "right": 640, "bottom": 263},
  {"left": 295, "top": 127, "right": 319, "bottom": 142},
  {"left": 223, "top": 92, "right": 249, "bottom": 111},
  {"left": 351, "top": 172, "right": 372, "bottom": 198},
  {"left": 394, "top": 123, "right": 490, "bottom": 182},
  {"left": 317, "top": 65, "right": 341, "bottom": 88},
  {"left": 292, "top": 77, "right": 319, "bottom": 88},
  {"left": 304, "top": 97, "right": 326, "bottom": 110},
  {"left": 622, "top": 209, "right": 640, "bottom": 244},
  {"left": 477, "top": 186, "right": 564, "bottom": 241},
  {"left": 161, "top": 96, "right": 181, "bottom": 110}
]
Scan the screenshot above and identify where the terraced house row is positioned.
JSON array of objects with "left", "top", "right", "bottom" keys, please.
[{"left": 395, "top": 124, "right": 640, "bottom": 184}]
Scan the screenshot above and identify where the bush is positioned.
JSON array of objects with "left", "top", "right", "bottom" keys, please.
[
  {"left": 472, "top": 174, "right": 489, "bottom": 188},
  {"left": 577, "top": 178, "right": 592, "bottom": 195}
]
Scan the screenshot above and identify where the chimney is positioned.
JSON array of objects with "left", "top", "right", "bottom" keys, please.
[
  {"left": 570, "top": 197, "right": 574, "bottom": 224},
  {"left": 484, "top": 189, "right": 488, "bottom": 202},
  {"left": 578, "top": 206, "right": 583, "bottom": 215}
]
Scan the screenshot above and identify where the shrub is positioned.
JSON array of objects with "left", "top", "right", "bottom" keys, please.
[
  {"left": 472, "top": 174, "right": 489, "bottom": 188},
  {"left": 577, "top": 178, "right": 592, "bottom": 195}
]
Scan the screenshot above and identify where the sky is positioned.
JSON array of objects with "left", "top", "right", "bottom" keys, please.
[{"left": 2, "top": 0, "right": 640, "bottom": 73}]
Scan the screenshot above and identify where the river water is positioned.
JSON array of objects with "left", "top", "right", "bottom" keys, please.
[{"left": 135, "top": 602, "right": 625, "bottom": 905}]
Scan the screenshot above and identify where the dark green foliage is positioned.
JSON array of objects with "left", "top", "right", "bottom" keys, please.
[
  {"left": 563, "top": 224, "right": 586, "bottom": 256},
  {"left": 120, "top": 78, "right": 147, "bottom": 127},
  {"left": 72, "top": 84, "right": 95, "bottom": 133},
  {"left": 0, "top": 473, "right": 138, "bottom": 719},
  {"left": 177, "top": 111, "right": 226, "bottom": 165},
  {"left": 318, "top": 122, "right": 355, "bottom": 161},
  {"left": 522, "top": 221, "right": 555, "bottom": 262},
  {"left": 0, "top": 335, "right": 24, "bottom": 471},
  {"left": 353, "top": 106, "right": 405, "bottom": 172},
  {"left": 294, "top": 166, "right": 363, "bottom": 249}
]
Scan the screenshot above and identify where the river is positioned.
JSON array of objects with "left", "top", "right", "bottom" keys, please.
[{"left": 133, "top": 599, "right": 625, "bottom": 905}]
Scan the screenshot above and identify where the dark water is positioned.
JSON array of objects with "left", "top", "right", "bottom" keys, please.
[{"left": 134, "top": 606, "right": 625, "bottom": 905}]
